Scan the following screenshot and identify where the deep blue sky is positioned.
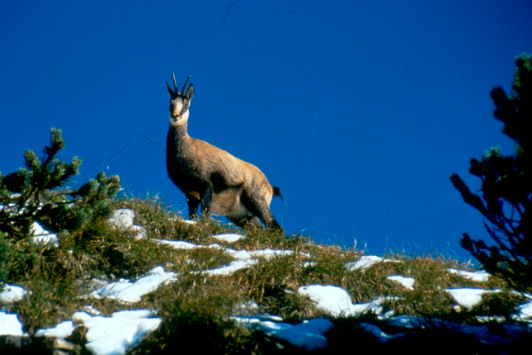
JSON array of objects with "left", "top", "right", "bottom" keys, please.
[{"left": 1, "top": 1, "right": 531, "bottom": 260}]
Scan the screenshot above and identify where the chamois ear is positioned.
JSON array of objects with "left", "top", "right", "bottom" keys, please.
[
  {"left": 167, "top": 82, "right": 176, "bottom": 97},
  {"left": 186, "top": 83, "right": 194, "bottom": 102}
]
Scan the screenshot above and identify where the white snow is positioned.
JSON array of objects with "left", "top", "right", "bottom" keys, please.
[
  {"left": 262, "top": 318, "right": 333, "bottom": 350},
  {"left": 0, "top": 284, "right": 26, "bottom": 303},
  {"left": 72, "top": 310, "right": 161, "bottom": 355},
  {"left": 224, "top": 247, "right": 254, "bottom": 260},
  {"left": 156, "top": 239, "right": 198, "bottom": 249},
  {"left": 108, "top": 209, "right": 147, "bottom": 239},
  {"left": 205, "top": 259, "right": 259, "bottom": 276},
  {"left": 35, "top": 320, "right": 76, "bottom": 338},
  {"left": 445, "top": 288, "right": 500, "bottom": 310},
  {"left": 298, "top": 285, "right": 385, "bottom": 317},
  {"left": 513, "top": 300, "right": 532, "bottom": 322},
  {"left": 448, "top": 268, "right": 491, "bottom": 282},
  {"left": 234, "top": 316, "right": 333, "bottom": 351},
  {"left": 387, "top": 275, "right": 415, "bottom": 290},
  {"left": 346, "top": 255, "right": 400, "bottom": 271},
  {"left": 30, "top": 221, "right": 59, "bottom": 246},
  {"left": 298, "top": 285, "right": 356, "bottom": 317},
  {"left": 87, "top": 266, "right": 177, "bottom": 303},
  {"left": 0, "top": 311, "right": 26, "bottom": 336},
  {"left": 212, "top": 233, "right": 245, "bottom": 243},
  {"left": 108, "top": 209, "right": 135, "bottom": 229},
  {"left": 218, "top": 247, "right": 298, "bottom": 262},
  {"left": 250, "top": 249, "right": 295, "bottom": 259}
]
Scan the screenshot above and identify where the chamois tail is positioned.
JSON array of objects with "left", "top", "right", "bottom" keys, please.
[{"left": 272, "top": 186, "right": 284, "bottom": 202}]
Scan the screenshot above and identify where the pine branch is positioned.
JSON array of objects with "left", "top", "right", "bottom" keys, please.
[{"left": 451, "top": 54, "right": 532, "bottom": 293}]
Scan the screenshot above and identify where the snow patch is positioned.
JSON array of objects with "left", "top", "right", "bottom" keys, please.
[
  {"left": 445, "top": 288, "right": 500, "bottom": 310},
  {"left": 514, "top": 300, "right": 532, "bottom": 321},
  {"left": 0, "top": 311, "right": 26, "bottom": 336},
  {"left": 36, "top": 320, "right": 76, "bottom": 338},
  {"left": 30, "top": 222, "right": 58, "bottom": 246},
  {"left": 108, "top": 209, "right": 147, "bottom": 239},
  {"left": 205, "top": 259, "right": 259, "bottom": 276},
  {"left": 72, "top": 309, "right": 161, "bottom": 355},
  {"left": 346, "top": 255, "right": 399, "bottom": 271},
  {"left": 87, "top": 266, "right": 177, "bottom": 303},
  {"left": 156, "top": 239, "right": 197, "bottom": 250},
  {"left": 265, "top": 318, "right": 333, "bottom": 350},
  {"left": 108, "top": 209, "right": 135, "bottom": 229},
  {"left": 448, "top": 269, "right": 490, "bottom": 282},
  {"left": 387, "top": 275, "right": 415, "bottom": 290},
  {"left": 250, "top": 249, "right": 295, "bottom": 259},
  {"left": 298, "top": 285, "right": 384, "bottom": 317},
  {"left": 234, "top": 317, "right": 333, "bottom": 351},
  {"left": 0, "top": 284, "right": 26, "bottom": 303},
  {"left": 212, "top": 233, "right": 245, "bottom": 243}
]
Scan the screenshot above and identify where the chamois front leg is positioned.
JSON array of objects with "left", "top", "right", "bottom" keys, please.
[
  {"left": 186, "top": 194, "right": 200, "bottom": 220},
  {"left": 200, "top": 184, "right": 213, "bottom": 220}
]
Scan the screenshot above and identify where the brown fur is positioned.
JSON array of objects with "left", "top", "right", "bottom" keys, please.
[{"left": 166, "top": 74, "right": 284, "bottom": 233}]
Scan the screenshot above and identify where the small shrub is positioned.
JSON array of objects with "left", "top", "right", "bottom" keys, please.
[{"left": 0, "top": 128, "right": 120, "bottom": 243}]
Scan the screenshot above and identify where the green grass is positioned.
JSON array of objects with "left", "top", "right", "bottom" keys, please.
[{"left": 1, "top": 195, "right": 529, "bottom": 353}]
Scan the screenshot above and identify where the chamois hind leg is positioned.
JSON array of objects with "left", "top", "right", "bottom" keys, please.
[
  {"left": 241, "top": 192, "right": 284, "bottom": 235},
  {"left": 265, "top": 216, "right": 284, "bottom": 235},
  {"left": 229, "top": 215, "right": 257, "bottom": 229}
]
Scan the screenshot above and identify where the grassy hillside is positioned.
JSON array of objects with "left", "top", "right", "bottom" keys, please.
[{"left": 1, "top": 195, "right": 530, "bottom": 354}]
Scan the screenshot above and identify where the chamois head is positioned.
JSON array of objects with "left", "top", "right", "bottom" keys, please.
[{"left": 167, "top": 73, "right": 194, "bottom": 126}]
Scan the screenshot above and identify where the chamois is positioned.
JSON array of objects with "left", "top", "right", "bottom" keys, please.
[{"left": 165, "top": 74, "right": 284, "bottom": 234}]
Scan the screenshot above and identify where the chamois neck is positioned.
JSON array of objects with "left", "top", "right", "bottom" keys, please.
[
  {"left": 167, "top": 122, "right": 192, "bottom": 156},
  {"left": 168, "top": 121, "right": 190, "bottom": 143}
]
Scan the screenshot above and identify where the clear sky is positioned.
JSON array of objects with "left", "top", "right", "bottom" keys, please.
[{"left": 1, "top": 1, "right": 531, "bottom": 260}]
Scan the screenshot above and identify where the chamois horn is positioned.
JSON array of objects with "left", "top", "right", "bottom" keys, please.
[
  {"left": 181, "top": 74, "right": 192, "bottom": 95},
  {"left": 173, "top": 73, "right": 178, "bottom": 92}
]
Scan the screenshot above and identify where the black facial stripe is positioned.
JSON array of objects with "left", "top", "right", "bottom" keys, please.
[{"left": 179, "top": 103, "right": 189, "bottom": 116}]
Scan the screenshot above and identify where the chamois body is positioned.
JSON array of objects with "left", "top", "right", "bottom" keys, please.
[{"left": 165, "top": 74, "right": 283, "bottom": 233}]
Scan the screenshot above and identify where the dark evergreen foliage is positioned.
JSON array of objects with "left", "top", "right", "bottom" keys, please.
[
  {"left": 450, "top": 55, "right": 532, "bottom": 292},
  {"left": 0, "top": 232, "right": 9, "bottom": 290},
  {"left": 0, "top": 128, "right": 121, "bottom": 241}
]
